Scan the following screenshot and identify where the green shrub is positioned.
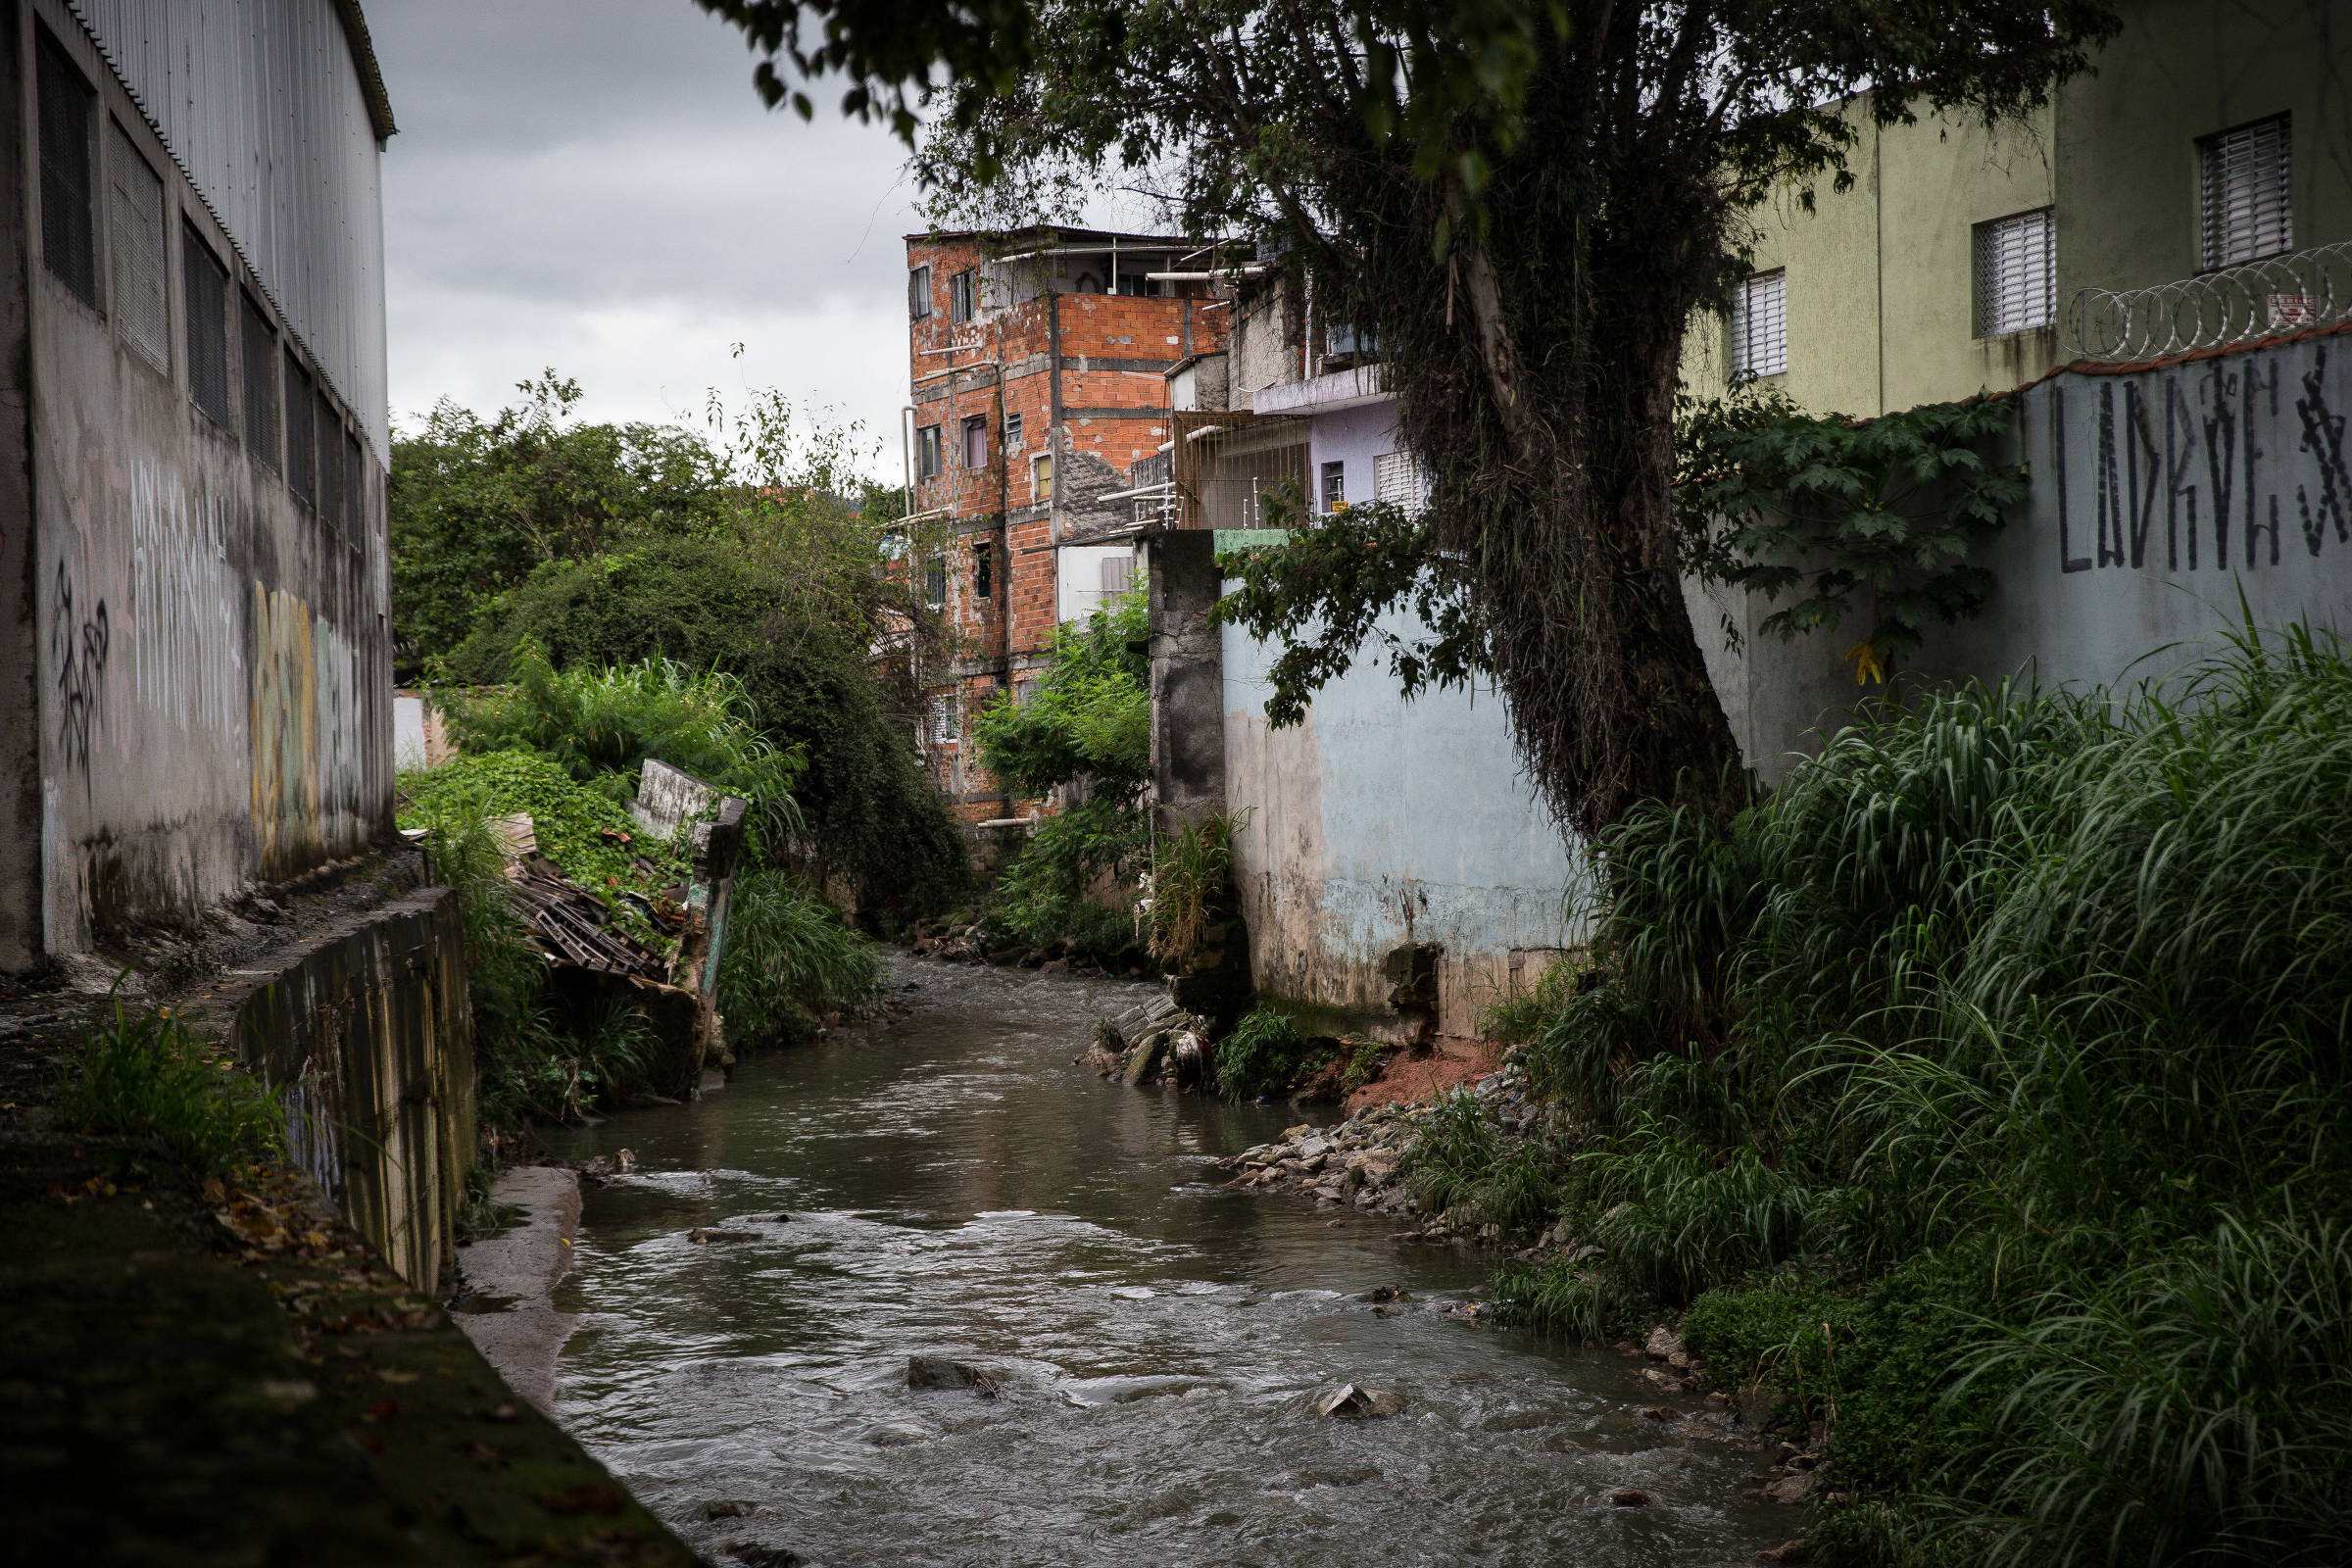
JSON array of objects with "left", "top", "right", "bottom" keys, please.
[
  {"left": 56, "top": 1003, "right": 285, "bottom": 1176},
  {"left": 399, "top": 751, "right": 680, "bottom": 904},
  {"left": 717, "top": 868, "right": 885, "bottom": 1048},
  {"left": 1488, "top": 1256, "right": 1641, "bottom": 1340},
  {"left": 1213, "top": 1005, "right": 1312, "bottom": 1101}
]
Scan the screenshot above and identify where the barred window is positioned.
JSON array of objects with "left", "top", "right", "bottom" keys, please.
[
  {"left": 317, "top": 390, "right": 343, "bottom": 536},
  {"left": 2200, "top": 116, "right": 2292, "bottom": 270},
  {"left": 284, "top": 352, "right": 315, "bottom": 504},
  {"left": 1321, "top": 461, "right": 1347, "bottom": 513},
  {"left": 183, "top": 228, "right": 233, "bottom": 427},
  {"left": 928, "top": 694, "right": 958, "bottom": 746},
  {"left": 109, "top": 124, "right": 169, "bottom": 372},
  {"left": 241, "top": 292, "right": 278, "bottom": 470},
  {"left": 1975, "top": 209, "right": 2056, "bottom": 336},
  {"left": 346, "top": 432, "right": 366, "bottom": 537},
  {"left": 1730, "top": 270, "right": 1788, "bottom": 378},
  {"left": 37, "top": 32, "right": 100, "bottom": 310},
  {"left": 908, "top": 265, "right": 932, "bottom": 320}
]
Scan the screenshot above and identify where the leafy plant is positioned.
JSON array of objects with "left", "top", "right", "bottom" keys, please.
[
  {"left": 1148, "top": 809, "right": 1243, "bottom": 968},
  {"left": 1213, "top": 1005, "right": 1312, "bottom": 1102},
  {"left": 398, "top": 751, "right": 683, "bottom": 912},
  {"left": 1678, "top": 388, "right": 2028, "bottom": 681},
  {"left": 716, "top": 868, "right": 885, "bottom": 1048},
  {"left": 56, "top": 1002, "right": 286, "bottom": 1176}
]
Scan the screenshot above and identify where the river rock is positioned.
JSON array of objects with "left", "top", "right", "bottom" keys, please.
[
  {"left": 688, "top": 1228, "right": 760, "bottom": 1245},
  {"left": 1314, "top": 1383, "right": 1403, "bottom": 1419},
  {"left": 907, "top": 1355, "right": 1006, "bottom": 1397},
  {"left": 1645, "top": 1325, "right": 1685, "bottom": 1361},
  {"left": 1765, "top": 1471, "right": 1815, "bottom": 1504},
  {"left": 723, "top": 1544, "right": 806, "bottom": 1568},
  {"left": 701, "top": 1499, "right": 757, "bottom": 1519},
  {"left": 1610, "top": 1488, "right": 1653, "bottom": 1507},
  {"left": 1641, "top": 1368, "right": 1686, "bottom": 1395},
  {"left": 866, "top": 1423, "right": 929, "bottom": 1446}
]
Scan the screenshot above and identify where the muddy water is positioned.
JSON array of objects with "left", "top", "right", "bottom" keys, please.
[{"left": 543, "top": 956, "right": 1781, "bottom": 1567}]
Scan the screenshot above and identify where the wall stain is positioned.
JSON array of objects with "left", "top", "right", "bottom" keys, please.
[{"left": 50, "top": 563, "right": 110, "bottom": 782}]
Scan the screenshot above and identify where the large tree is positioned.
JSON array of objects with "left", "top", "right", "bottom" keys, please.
[{"left": 701, "top": 0, "right": 2115, "bottom": 832}]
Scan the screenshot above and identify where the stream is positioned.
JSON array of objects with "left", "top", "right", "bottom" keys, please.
[{"left": 540, "top": 954, "right": 1784, "bottom": 1566}]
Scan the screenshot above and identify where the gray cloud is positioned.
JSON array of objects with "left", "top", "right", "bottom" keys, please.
[{"left": 370, "top": 0, "right": 924, "bottom": 463}]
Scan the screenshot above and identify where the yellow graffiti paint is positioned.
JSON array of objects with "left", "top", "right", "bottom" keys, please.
[{"left": 249, "top": 585, "right": 321, "bottom": 873}]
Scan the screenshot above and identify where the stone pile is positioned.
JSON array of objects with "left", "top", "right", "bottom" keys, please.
[
  {"left": 1083, "top": 994, "right": 1213, "bottom": 1089},
  {"left": 908, "top": 921, "right": 1121, "bottom": 976},
  {"left": 1220, "top": 1102, "right": 1422, "bottom": 1217}
]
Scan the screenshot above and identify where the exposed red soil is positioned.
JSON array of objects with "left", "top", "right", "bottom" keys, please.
[{"left": 1345, "top": 1035, "right": 1503, "bottom": 1114}]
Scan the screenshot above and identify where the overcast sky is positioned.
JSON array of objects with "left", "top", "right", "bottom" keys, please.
[{"left": 368, "top": 2, "right": 928, "bottom": 478}]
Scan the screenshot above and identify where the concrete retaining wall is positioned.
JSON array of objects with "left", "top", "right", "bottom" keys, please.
[{"left": 193, "top": 887, "right": 474, "bottom": 1296}]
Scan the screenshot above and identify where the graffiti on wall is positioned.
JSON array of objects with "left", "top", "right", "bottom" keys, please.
[
  {"left": 2059, "top": 340, "right": 2352, "bottom": 574},
  {"left": 49, "top": 563, "right": 110, "bottom": 780},
  {"left": 250, "top": 585, "right": 322, "bottom": 873},
  {"left": 128, "top": 461, "right": 245, "bottom": 744}
]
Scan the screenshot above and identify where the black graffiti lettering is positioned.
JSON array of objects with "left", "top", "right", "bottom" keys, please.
[
  {"left": 2295, "top": 346, "right": 2348, "bottom": 551},
  {"left": 2166, "top": 374, "right": 2197, "bottom": 570},
  {"left": 2125, "top": 382, "right": 2160, "bottom": 567},
  {"left": 2250, "top": 493, "right": 2280, "bottom": 568},
  {"left": 2056, "top": 382, "right": 2091, "bottom": 572},
  {"left": 2203, "top": 365, "right": 2237, "bottom": 569},
  {"left": 2095, "top": 382, "right": 2127, "bottom": 566},
  {"left": 50, "top": 563, "right": 109, "bottom": 777}
]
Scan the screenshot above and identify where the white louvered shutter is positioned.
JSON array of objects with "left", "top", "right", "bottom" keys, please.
[
  {"left": 1731, "top": 271, "right": 1788, "bottom": 378},
  {"left": 1374, "top": 450, "right": 1422, "bottom": 510},
  {"left": 1976, "top": 209, "right": 2056, "bottom": 336},
  {"left": 2201, "top": 117, "right": 2292, "bottom": 270}
]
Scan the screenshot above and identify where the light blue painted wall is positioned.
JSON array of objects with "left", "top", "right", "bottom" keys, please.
[
  {"left": 1306, "top": 403, "right": 1397, "bottom": 511},
  {"left": 1220, "top": 591, "right": 1586, "bottom": 1037}
]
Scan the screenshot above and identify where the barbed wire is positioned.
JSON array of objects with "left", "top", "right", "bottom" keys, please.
[{"left": 2066, "top": 240, "right": 2352, "bottom": 363}]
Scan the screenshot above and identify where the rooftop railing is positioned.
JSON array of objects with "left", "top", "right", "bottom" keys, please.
[{"left": 2066, "top": 239, "right": 2352, "bottom": 363}]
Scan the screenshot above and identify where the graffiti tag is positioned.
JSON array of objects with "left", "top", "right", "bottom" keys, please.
[{"left": 51, "top": 563, "right": 110, "bottom": 776}]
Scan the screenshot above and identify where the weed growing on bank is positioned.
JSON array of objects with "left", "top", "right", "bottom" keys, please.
[
  {"left": 55, "top": 1002, "right": 286, "bottom": 1176},
  {"left": 1214, "top": 1005, "right": 1310, "bottom": 1101},
  {"left": 1458, "top": 622, "right": 2352, "bottom": 1565}
]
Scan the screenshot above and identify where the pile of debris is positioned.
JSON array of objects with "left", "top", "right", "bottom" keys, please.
[
  {"left": 1083, "top": 993, "right": 1213, "bottom": 1089},
  {"left": 1221, "top": 1102, "right": 1422, "bottom": 1218}
]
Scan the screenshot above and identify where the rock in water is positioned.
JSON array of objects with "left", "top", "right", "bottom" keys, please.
[
  {"left": 906, "top": 1355, "right": 1006, "bottom": 1398},
  {"left": 1610, "top": 1488, "right": 1652, "bottom": 1507},
  {"left": 1314, "top": 1382, "right": 1404, "bottom": 1419}
]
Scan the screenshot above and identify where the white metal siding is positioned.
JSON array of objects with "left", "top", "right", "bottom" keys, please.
[{"left": 68, "top": 0, "right": 390, "bottom": 459}]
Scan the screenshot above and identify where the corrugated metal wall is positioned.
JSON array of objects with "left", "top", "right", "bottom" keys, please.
[{"left": 67, "top": 0, "right": 388, "bottom": 460}]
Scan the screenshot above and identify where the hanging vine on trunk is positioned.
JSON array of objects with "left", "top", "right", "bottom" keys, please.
[{"left": 701, "top": 0, "right": 2119, "bottom": 834}]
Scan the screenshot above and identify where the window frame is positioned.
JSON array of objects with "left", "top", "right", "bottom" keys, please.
[
  {"left": 284, "top": 350, "right": 316, "bottom": 505},
  {"left": 109, "top": 121, "right": 170, "bottom": 373},
  {"left": 973, "top": 541, "right": 993, "bottom": 601},
  {"left": 908, "top": 264, "right": 933, "bottom": 320},
  {"left": 922, "top": 555, "right": 949, "bottom": 611},
  {"left": 1729, "top": 270, "right": 1788, "bottom": 380},
  {"left": 1973, "top": 208, "right": 2057, "bottom": 338},
  {"left": 36, "top": 28, "right": 102, "bottom": 312},
  {"left": 927, "top": 693, "right": 959, "bottom": 747},
  {"left": 2199, "top": 115, "right": 2293, "bottom": 271},
  {"left": 182, "top": 224, "right": 234, "bottom": 428},
  {"left": 241, "top": 291, "right": 279, "bottom": 470},
  {"left": 915, "top": 423, "right": 942, "bottom": 480},
  {"left": 1032, "top": 452, "right": 1054, "bottom": 505},
  {"left": 1320, "top": 460, "right": 1347, "bottom": 514},
  {"left": 1004, "top": 411, "right": 1024, "bottom": 451},
  {"left": 949, "top": 269, "right": 975, "bottom": 323},
  {"left": 960, "top": 413, "right": 989, "bottom": 471}
]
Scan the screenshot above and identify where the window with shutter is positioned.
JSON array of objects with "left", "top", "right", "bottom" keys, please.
[
  {"left": 1730, "top": 270, "right": 1788, "bottom": 378},
  {"left": 1974, "top": 209, "right": 2056, "bottom": 336},
  {"left": 1101, "top": 555, "right": 1136, "bottom": 595},
  {"left": 1033, "top": 453, "right": 1054, "bottom": 503},
  {"left": 1374, "top": 450, "right": 1422, "bottom": 510},
  {"left": 2200, "top": 116, "right": 2292, "bottom": 270},
  {"left": 908, "top": 265, "right": 932, "bottom": 319},
  {"left": 1004, "top": 412, "right": 1023, "bottom": 450},
  {"left": 110, "top": 124, "right": 169, "bottom": 372},
  {"left": 183, "top": 229, "right": 233, "bottom": 427},
  {"left": 241, "top": 293, "right": 278, "bottom": 470},
  {"left": 285, "top": 353, "right": 315, "bottom": 503},
  {"left": 38, "top": 33, "right": 100, "bottom": 310}
]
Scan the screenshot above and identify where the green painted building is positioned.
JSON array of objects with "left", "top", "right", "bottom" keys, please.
[{"left": 1686, "top": 0, "right": 2352, "bottom": 415}]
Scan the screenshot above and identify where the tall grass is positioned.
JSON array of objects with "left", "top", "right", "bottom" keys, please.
[
  {"left": 1150, "top": 809, "right": 1242, "bottom": 967},
  {"left": 1472, "top": 620, "right": 2352, "bottom": 1565},
  {"left": 716, "top": 868, "right": 883, "bottom": 1047},
  {"left": 55, "top": 1002, "right": 286, "bottom": 1176}
]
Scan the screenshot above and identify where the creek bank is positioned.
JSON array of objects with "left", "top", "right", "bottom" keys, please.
[{"left": 452, "top": 1165, "right": 584, "bottom": 1414}]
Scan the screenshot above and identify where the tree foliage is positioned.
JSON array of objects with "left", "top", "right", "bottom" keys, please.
[
  {"left": 1677, "top": 387, "right": 2028, "bottom": 681},
  {"left": 702, "top": 0, "right": 2117, "bottom": 833}
]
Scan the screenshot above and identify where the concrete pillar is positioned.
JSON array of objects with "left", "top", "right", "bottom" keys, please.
[
  {"left": 1146, "top": 529, "right": 1226, "bottom": 832},
  {"left": 0, "top": 3, "right": 44, "bottom": 970}
]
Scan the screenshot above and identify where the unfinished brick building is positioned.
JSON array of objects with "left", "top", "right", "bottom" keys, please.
[{"left": 903, "top": 227, "right": 1229, "bottom": 819}]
